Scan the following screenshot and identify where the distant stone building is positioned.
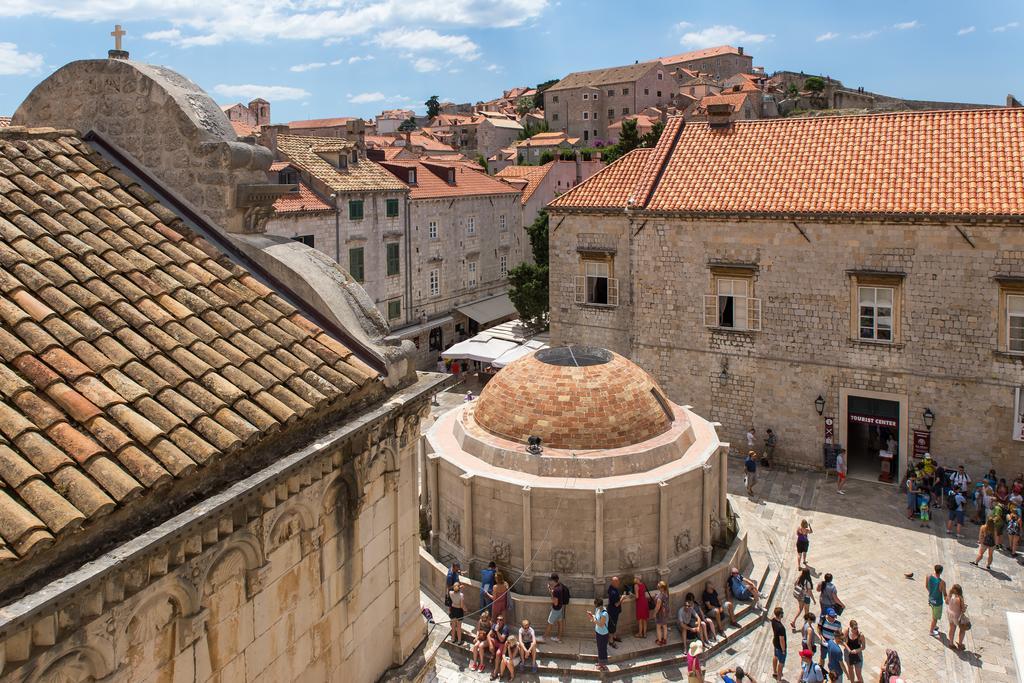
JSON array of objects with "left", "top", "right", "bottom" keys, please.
[
  {"left": 548, "top": 110, "right": 1024, "bottom": 479},
  {"left": 378, "top": 160, "right": 524, "bottom": 367},
  {"left": 3, "top": 55, "right": 440, "bottom": 683},
  {"left": 220, "top": 98, "right": 270, "bottom": 137},
  {"left": 285, "top": 116, "right": 371, "bottom": 139},
  {"left": 513, "top": 131, "right": 583, "bottom": 164},
  {"left": 475, "top": 114, "right": 524, "bottom": 159},
  {"left": 659, "top": 45, "right": 753, "bottom": 80},
  {"left": 376, "top": 109, "right": 416, "bottom": 134},
  {"left": 543, "top": 61, "right": 672, "bottom": 143},
  {"left": 496, "top": 159, "right": 604, "bottom": 236}
]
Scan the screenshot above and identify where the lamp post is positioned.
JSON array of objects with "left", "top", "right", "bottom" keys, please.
[
  {"left": 923, "top": 408, "right": 935, "bottom": 431},
  {"left": 815, "top": 395, "right": 825, "bottom": 416}
]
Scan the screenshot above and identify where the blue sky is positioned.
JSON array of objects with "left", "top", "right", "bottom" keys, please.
[{"left": 0, "top": 0, "right": 1021, "bottom": 122}]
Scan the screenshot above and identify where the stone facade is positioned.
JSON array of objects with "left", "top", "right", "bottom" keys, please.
[
  {"left": 548, "top": 212, "right": 1024, "bottom": 476},
  {"left": 0, "top": 387, "right": 436, "bottom": 683},
  {"left": 545, "top": 64, "right": 672, "bottom": 144},
  {"left": 661, "top": 50, "right": 753, "bottom": 80},
  {"left": 475, "top": 118, "right": 523, "bottom": 160}
]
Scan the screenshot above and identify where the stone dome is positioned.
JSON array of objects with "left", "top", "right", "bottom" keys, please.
[{"left": 473, "top": 346, "right": 674, "bottom": 450}]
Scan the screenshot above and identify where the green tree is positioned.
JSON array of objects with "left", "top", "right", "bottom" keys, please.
[
  {"left": 515, "top": 96, "right": 533, "bottom": 116},
  {"left": 538, "top": 150, "right": 556, "bottom": 165},
  {"left": 398, "top": 117, "right": 417, "bottom": 132},
  {"left": 786, "top": 83, "right": 800, "bottom": 98},
  {"left": 425, "top": 95, "right": 441, "bottom": 118},
  {"left": 508, "top": 210, "right": 549, "bottom": 326},
  {"left": 475, "top": 154, "right": 488, "bottom": 173},
  {"left": 640, "top": 119, "right": 665, "bottom": 148},
  {"left": 617, "top": 118, "right": 641, "bottom": 153},
  {"left": 804, "top": 77, "right": 825, "bottom": 93},
  {"left": 517, "top": 119, "right": 549, "bottom": 141}
]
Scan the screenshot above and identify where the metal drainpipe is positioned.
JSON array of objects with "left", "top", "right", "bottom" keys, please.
[
  {"left": 404, "top": 193, "right": 413, "bottom": 326},
  {"left": 331, "top": 193, "right": 340, "bottom": 264}
]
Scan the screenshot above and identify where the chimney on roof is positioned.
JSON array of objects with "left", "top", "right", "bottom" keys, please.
[
  {"left": 262, "top": 124, "right": 290, "bottom": 155},
  {"left": 345, "top": 119, "right": 365, "bottom": 151},
  {"left": 404, "top": 129, "right": 412, "bottom": 147},
  {"left": 706, "top": 103, "right": 733, "bottom": 129},
  {"left": 738, "top": 46, "right": 744, "bottom": 55}
]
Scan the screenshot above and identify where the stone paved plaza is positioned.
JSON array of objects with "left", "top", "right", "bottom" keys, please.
[{"left": 425, "top": 427, "right": 1021, "bottom": 682}]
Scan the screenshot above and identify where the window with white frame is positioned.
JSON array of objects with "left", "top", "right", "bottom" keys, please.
[
  {"left": 429, "top": 268, "right": 440, "bottom": 297},
  {"left": 428, "top": 220, "right": 438, "bottom": 239},
  {"left": 593, "top": 111, "right": 599, "bottom": 120},
  {"left": 583, "top": 93, "right": 589, "bottom": 100},
  {"left": 703, "top": 275, "right": 761, "bottom": 331},
  {"left": 466, "top": 216, "right": 476, "bottom": 235},
  {"left": 500, "top": 254, "right": 508, "bottom": 276},
  {"left": 858, "top": 286, "right": 894, "bottom": 342},
  {"left": 583, "top": 111, "right": 589, "bottom": 120},
  {"left": 575, "top": 257, "right": 618, "bottom": 306},
  {"left": 499, "top": 214, "right": 507, "bottom": 232},
  {"left": 467, "top": 261, "right": 477, "bottom": 287},
  {"left": 1007, "top": 293, "right": 1024, "bottom": 353}
]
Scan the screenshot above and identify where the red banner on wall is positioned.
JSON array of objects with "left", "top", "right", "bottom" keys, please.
[
  {"left": 848, "top": 413, "right": 898, "bottom": 428},
  {"left": 913, "top": 429, "right": 931, "bottom": 459}
]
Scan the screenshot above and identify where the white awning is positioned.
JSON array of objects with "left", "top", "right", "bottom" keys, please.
[
  {"left": 441, "top": 337, "right": 519, "bottom": 363},
  {"left": 491, "top": 339, "right": 548, "bottom": 367},
  {"left": 384, "top": 315, "right": 453, "bottom": 341},
  {"left": 455, "top": 293, "right": 516, "bottom": 326}
]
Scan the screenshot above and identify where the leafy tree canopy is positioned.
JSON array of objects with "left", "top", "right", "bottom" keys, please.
[
  {"left": 425, "top": 95, "right": 441, "bottom": 118},
  {"left": 508, "top": 210, "right": 550, "bottom": 326},
  {"left": 804, "top": 77, "right": 826, "bottom": 93}
]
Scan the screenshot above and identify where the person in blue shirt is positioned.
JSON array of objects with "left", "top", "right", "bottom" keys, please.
[
  {"left": 480, "top": 561, "right": 497, "bottom": 612},
  {"left": 745, "top": 451, "right": 758, "bottom": 496},
  {"left": 588, "top": 598, "right": 610, "bottom": 672},
  {"left": 445, "top": 561, "right": 461, "bottom": 609},
  {"left": 826, "top": 631, "right": 847, "bottom": 682}
]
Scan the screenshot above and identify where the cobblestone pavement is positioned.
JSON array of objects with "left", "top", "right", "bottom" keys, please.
[{"left": 429, "top": 463, "right": 1021, "bottom": 682}]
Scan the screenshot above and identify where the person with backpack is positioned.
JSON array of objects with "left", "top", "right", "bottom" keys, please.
[
  {"left": 480, "top": 561, "right": 497, "bottom": 613},
  {"left": 763, "top": 429, "right": 778, "bottom": 466},
  {"left": 539, "top": 573, "right": 568, "bottom": 643},
  {"left": 926, "top": 564, "right": 947, "bottom": 637},
  {"left": 946, "top": 487, "right": 966, "bottom": 537},
  {"left": 818, "top": 574, "right": 845, "bottom": 616},
  {"left": 799, "top": 648, "right": 826, "bottom": 682}
]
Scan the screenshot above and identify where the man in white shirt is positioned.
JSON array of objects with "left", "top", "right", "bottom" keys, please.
[
  {"left": 835, "top": 448, "right": 847, "bottom": 495},
  {"left": 746, "top": 427, "right": 756, "bottom": 451},
  {"left": 950, "top": 465, "right": 970, "bottom": 493},
  {"left": 518, "top": 619, "right": 538, "bottom": 673}
]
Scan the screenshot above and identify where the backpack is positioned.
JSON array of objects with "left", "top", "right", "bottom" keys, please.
[
  {"left": 880, "top": 649, "right": 902, "bottom": 679},
  {"left": 804, "top": 662, "right": 825, "bottom": 682},
  {"left": 946, "top": 491, "right": 958, "bottom": 511},
  {"left": 560, "top": 583, "right": 571, "bottom": 606}
]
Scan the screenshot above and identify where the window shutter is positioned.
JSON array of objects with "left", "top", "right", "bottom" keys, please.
[
  {"left": 748, "top": 297, "right": 762, "bottom": 332},
  {"left": 607, "top": 277, "right": 619, "bottom": 306},
  {"left": 703, "top": 294, "right": 718, "bottom": 327},
  {"left": 574, "top": 276, "right": 586, "bottom": 304}
]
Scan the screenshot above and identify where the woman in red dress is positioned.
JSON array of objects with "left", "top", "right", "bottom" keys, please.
[{"left": 633, "top": 573, "right": 650, "bottom": 638}]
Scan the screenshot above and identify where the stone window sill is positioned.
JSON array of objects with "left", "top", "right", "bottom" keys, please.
[
  {"left": 576, "top": 303, "right": 618, "bottom": 310},
  {"left": 848, "top": 338, "right": 905, "bottom": 350},
  {"left": 707, "top": 326, "right": 757, "bottom": 335},
  {"left": 993, "top": 349, "right": 1024, "bottom": 362}
]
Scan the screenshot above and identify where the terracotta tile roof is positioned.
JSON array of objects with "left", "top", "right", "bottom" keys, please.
[
  {"left": 230, "top": 120, "right": 260, "bottom": 137},
  {"left": 273, "top": 181, "right": 333, "bottom": 213},
  {"left": 276, "top": 134, "right": 408, "bottom": 193},
  {"left": 692, "top": 91, "right": 758, "bottom": 115},
  {"left": 0, "top": 127, "right": 382, "bottom": 564},
  {"left": 495, "top": 162, "right": 555, "bottom": 204},
  {"left": 514, "top": 132, "right": 579, "bottom": 149},
  {"left": 408, "top": 133, "right": 457, "bottom": 153},
  {"left": 608, "top": 114, "right": 659, "bottom": 133},
  {"left": 551, "top": 110, "right": 1024, "bottom": 218},
  {"left": 546, "top": 61, "right": 660, "bottom": 92},
  {"left": 380, "top": 160, "right": 520, "bottom": 200},
  {"left": 287, "top": 117, "right": 357, "bottom": 129},
  {"left": 660, "top": 45, "right": 746, "bottom": 65}
]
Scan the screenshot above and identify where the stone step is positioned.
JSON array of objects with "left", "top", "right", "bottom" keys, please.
[{"left": 442, "top": 564, "right": 782, "bottom": 679}]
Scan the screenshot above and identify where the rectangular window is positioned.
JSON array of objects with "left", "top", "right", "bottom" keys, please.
[
  {"left": 467, "top": 261, "right": 477, "bottom": 287},
  {"left": 583, "top": 93, "right": 589, "bottom": 100},
  {"left": 593, "top": 111, "right": 599, "bottom": 120},
  {"left": 429, "top": 220, "right": 438, "bottom": 239},
  {"left": 387, "top": 299, "right": 401, "bottom": 320},
  {"left": 386, "top": 242, "right": 400, "bottom": 276},
  {"left": 583, "top": 130, "right": 589, "bottom": 141},
  {"left": 552, "top": 95, "right": 559, "bottom": 103},
  {"left": 552, "top": 113, "right": 559, "bottom": 121},
  {"left": 291, "top": 235, "right": 314, "bottom": 247},
  {"left": 608, "top": 108, "right": 614, "bottom": 120},
  {"left": 622, "top": 107, "right": 630, "bottom": 116},
  {"left": 657, "top": 91, "right": 662, "bottom": 98},
  {"left": 657, "top": 71, "right": 664, "bottom": 81},
  {"left": 386, "top": 198, "right": 399, "bottom": 217},
  {"left": 1009, "top": 294, "right": 1024, "bottom": 353},
  {"left": 408, "top": 169, "right": 417, "bottom": 184},
  {"left": 500, "top": 254, "right": 508, "bottom": 276},
  {"left": 622, "top": 88, "right": 629, "bottom": 95},
  {"left": 858, "top": 286, "right": 894, "bottom": 342},
  {"left": 499, "top": 214, "right": 507, "bottom": 232},
  {"left": 607, "top": 89, "right": 614, "bottom": 97},
  {"left": 703, "top": 275, "right": 761, "bottom": 331},
  {"left": 348, "top": 247, "right": 365, "bottom": 282},
  {"left": 644, "top": 88, "right": 649, "bottom": 95},
  {"left": 466, "top": 216, "right": 476, "bottom": 235},
  {"left": 348, "top": 199, "right": 364, "bottom": 220},
  {"left": 574, "top": 258, "right": 618, "bottom": 306},
  {"left": 429, "top": 268, "right": 440, "bottom": 296},
  {"left": 582, "top": 111, "right": 589, "bottom": 120}
]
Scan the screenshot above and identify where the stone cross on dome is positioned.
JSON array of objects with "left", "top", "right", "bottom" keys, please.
[{"left": 109, "top": 24, "right": 129, "bottom": 60}]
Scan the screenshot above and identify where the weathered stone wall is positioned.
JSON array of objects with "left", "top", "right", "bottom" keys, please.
[
  {"left": 545, "top": 68, "right": 670, "bottom": 143},
  {"left": 673, "top": 53, "right": 753, "bottom": 80},
  {"left": 476, "top": 120, "right": 521, "bottom": 161},
  {"left": 0, "top": 399, "right": 433, "bottom": 683},
  {"left": 550, "top": 212, "right": 1024, "bottom": 475}
]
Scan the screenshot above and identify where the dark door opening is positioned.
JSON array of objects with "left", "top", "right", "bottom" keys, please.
[{"left": 846, "top": 396, "right": 899, "bottom": 482}]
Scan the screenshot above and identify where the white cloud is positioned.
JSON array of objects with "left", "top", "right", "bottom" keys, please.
[
  {"left": 815, "top": 32, "right": 839, "bottom": 42},
  {"left": 349, "top": 91, "right": 387, "bottom": 104},
  {"left": 893, "top": 20, "right": 918, "bottom": 30},
  {"left": 675, "top": 21, "right": 693, "bottom": 30},
  {"left": 679, "top": 25, "right": 771, "bottom": 49},
  {"left": 213, "top": 84, "right": 310, "bottom": 101},
  {"left": 851, "top": 29, "right": 881, "bottom": 39},
  {"left": 290, "top": 62, "right": 327, "bottom": 72},
  {"left": 348, "top": 55, "right": 375, "bottom": 64},
  {"left": 0, "top": 42, "right": 42, "bottom": 75},
  {"left": 485, "top": 63, "right": 502, "bottom": 72},
  {"left": 957, "top": 26, "right": 976, "bottom": 35},
  {"left": 374, "top": 28, "right": 480, "bottom": 59},
  {"left": 0, "top": 1, "right": 548, "bottom": 46},
  {"left": 993, "top": 21, "right": 1019, "bottom": 32},
  {"left": 413, "top": 57, "right": 442, "bottom": 72}
]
